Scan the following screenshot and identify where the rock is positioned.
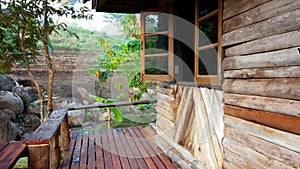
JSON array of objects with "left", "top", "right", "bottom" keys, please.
[
  {"left": 13, "top": 86, "right": 33, "bottom": 105},
  {"left": 0, "top": 75, "right": 15, "bottom": 91},
  {"left": 1, "top": 109, "right": 16, "bottom": 121},
  {"left": 23, "top": 113, "right": 41, "bottom": 131},
  {"left": 77, "top": 87, "right": 96, "bottom": 104},
  {"left": 26, "top": 100, "right": 46, "bottom": 115},
  {"left": 64, "top": 101, "right": 86, "bottom": 127},
  {"left": 0, "top": 91, "right": 24, "bottom": 114},
  {"left": 24, "top": 86, "right": 39, "bottom": 101},
  {"left": 0, "top": 113, "right": 18, "bottom": 143}
]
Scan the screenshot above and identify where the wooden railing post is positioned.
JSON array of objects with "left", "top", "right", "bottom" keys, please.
[{"left": 60, "top": 116, "right": 70, "bottom": 157}]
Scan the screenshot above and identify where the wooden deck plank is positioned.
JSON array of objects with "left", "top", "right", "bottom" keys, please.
[
  {"left": 61, "top": 138, "right": 76, "bottom": 169},
  {"left": 126, "top": 127, "right": 158, "bottom": 169},
  {"left": 123, "top": 128, "right": 149, "bottom": 169},
  {"left": 0, "top": 141, "right": 27, "bottom": 169},
  {"left": 88, "top": 132, "right": 96, "bottom": 169},
  {"left": 116, "top": 128, "right": 140, "bottom": 169},
  {"left": 112, "top": 129, "right": 132, "bottom": 169},
  {"left": 107, "top": 129, "right": 123, "bottom": 169},
  {"left": 101, "top": 130, "right": 114, "bottom": 169},
  {"left": 71, "top": 135, "right": 82, "bottom": 169},
  {"left": 140, "top": 126, "right": 177, "bottom": 169},
  {"left": 95, "top": 131, "right": 105, "bottom": 169},
  {"left": 133, "top": 127, "right": 167, "bottom": 169},
  {"left": 79, "top": 133, "right": 89, "bottom": 169},
  {"left": 0, "top": 143, "right": 8, "bottom": 152}
]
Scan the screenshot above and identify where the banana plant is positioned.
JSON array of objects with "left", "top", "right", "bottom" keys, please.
[{"left": 89, "top": 93, "right": 125, "bottom": 128}]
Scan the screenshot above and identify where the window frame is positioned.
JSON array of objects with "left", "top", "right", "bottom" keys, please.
[
  {"left": 194, "top": 0, "right": 223, "bottom": 85},
  {"left": 140, "top": 7, "right": 174, "bottom": 81}
]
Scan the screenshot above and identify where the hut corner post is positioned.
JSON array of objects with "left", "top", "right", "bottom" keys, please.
[{"left": 27, "top": 108, "right": 70, "bottom": 169}]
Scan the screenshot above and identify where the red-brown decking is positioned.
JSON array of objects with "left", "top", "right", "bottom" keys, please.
[{"left": 61, "top": 126, "right": 176, "bottom": 169}]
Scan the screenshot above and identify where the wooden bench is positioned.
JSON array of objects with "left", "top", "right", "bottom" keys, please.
[
  {"left": 60, "top": 126, "right": 176, "bottom": 169},
  {"left": 0, "top": 141, "right": 27, "bottom": 169},
  {"left": 25, "top": 107, "right": 70, "bottom": 169}
]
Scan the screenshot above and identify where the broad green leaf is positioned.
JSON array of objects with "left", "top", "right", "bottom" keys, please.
[{"left": 111, "top": 107, "right": 123, "bottom": 122}]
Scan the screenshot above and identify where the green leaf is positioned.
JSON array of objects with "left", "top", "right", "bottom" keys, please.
[
  {"left": 47, "top": 36, "right": 54, "bottom": 52},
  {"left": 89, "top": 94, "right": 105, "bottom": 103},
  {"left": 111, "top": 107, "right": 123, "bottom": 122}
]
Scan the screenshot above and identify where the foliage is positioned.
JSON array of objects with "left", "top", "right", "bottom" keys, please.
[
  {"left": 0, "top": 0, "right": 92, "bottom": 120},
  {"left": 89, "top": 93, "right": 125, "bottom": 122},
  {"left": 48, "top": 25, "right": 104, "bottom": 51}
]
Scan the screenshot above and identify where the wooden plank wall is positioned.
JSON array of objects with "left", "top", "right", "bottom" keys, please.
[
  {"left": 155, "top": 84, "right": 224, "bottom": 169},
  {"left": 222, "top": 0, "right": 300, "bottom": 168}
]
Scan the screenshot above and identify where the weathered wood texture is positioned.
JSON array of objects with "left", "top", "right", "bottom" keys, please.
[
  {"left": 223, "top": 8, "right": 300, "bottom": 46},
  {"left": 25, "top": 107, "right": 70, "bottom": 169},
  {"left": 223, "top": 0, "right": 300, "bottom": 33},
  {"left": 155, "top": 85, "right": 224, "bottom": 169},
  {"left": 225, "top": 30, "right": 300, "bottom": 57},
  {"left": 224, "top": 105, "right": 300, "bottom": 135},
  {"left": 0, "top": 141, "right": 27, "bottom": 169},
  {"left": 60, "top": 126, "right": 177, "bottom": 169},
  {"left": 225, "top": 93, "right": 300, "bottom": 117},
  {"left": 223, "top": 78, "right": 300, "bottom": 101},
  {"left": 223, "top": 1, "right": 300, "bottom": 168}
]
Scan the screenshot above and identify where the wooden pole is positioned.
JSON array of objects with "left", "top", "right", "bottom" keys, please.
[{"left": 68, "top": 99, "right": 157, "bottom": 111}]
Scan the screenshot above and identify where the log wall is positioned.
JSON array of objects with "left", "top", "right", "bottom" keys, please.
[
  {"left": 222, "top": 0, "right": 300, "bottom": 168},
  {"left": 155, "top": 84, "right": 224, "bottom": 169}
]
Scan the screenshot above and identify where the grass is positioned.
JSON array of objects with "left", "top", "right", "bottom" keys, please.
[{"left": 13, "top": 157, "right": 28, "bottom": 169}]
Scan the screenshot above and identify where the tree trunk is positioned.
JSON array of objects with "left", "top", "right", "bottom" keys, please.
[{"left": 43, "top": 0, "right": 54, "bottom": 121}]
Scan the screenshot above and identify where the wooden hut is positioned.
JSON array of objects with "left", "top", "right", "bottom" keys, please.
[{"left": 94, "top": 0, "right": 300, "bottom": 168}]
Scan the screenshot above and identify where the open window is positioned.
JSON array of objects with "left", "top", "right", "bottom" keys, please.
[
  {"left": 194, "top": 0, "right": 222, "bottom": 85},
  {"left": 140, "top": 7, "right": 174, "bottom": 81}
]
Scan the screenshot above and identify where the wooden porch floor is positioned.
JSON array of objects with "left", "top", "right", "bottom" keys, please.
[{"left": 60, "top": 126, "right": 177, "bottom": 169}]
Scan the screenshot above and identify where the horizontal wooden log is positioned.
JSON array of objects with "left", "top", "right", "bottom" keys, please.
[
  {"left": 223, "top": 137, "right": 293, "bottom": 169},
  {"left": 223, "top": 0, "right": 271, "bottom": 20},
  {"left": 223, "top": 78, "right": 300, "bottom": 101},
  {"left": 223, "top": 47, "right": 300, "bottom": 69},
  {"left": 157, "top": 113, "right": 175, "bottom": 129},
  {"left": 223, "top": 0, "right": 300, "bottom": 33},
  {"left": 156, "top": 85, "right": 176, "bottom": 97},
  {"left": 225, "top": 93, "right": 300, "bottom": 117},
  {"left": 155, "top": 106, "right": 175, "bottom": 122},
  {"left": 224, "top": 66, "right": 300, "bottom": 78},
  {"left": 26, "top": 107, "right": 69, "bottom": 144},
  {"left": 225, "top": 127, "right": 300, "bottom": 168},
  {"left": 223, "top": 149, "right": 257, "bottom": 169},
  {"left": 224, "top": 105, "right": 300, "bottom": 135},
  {"left": 224, "top": 115, "right": 300, "bottom": 153},
  {"left": 157, "top": 91, "right": 175, "bottom": 100},
  {"left": 225, "top": 30, "right": 300, "bottom": 57},
  {"left": 222, "top": 160, "right": 240, "bottom": 169},
  {"left": 223, "top": 9, "right": 300, "bottom": 46}
]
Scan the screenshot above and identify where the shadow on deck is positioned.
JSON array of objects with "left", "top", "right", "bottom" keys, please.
[{"left": 61, "top": 126, "right": 176, "bottom": 169}]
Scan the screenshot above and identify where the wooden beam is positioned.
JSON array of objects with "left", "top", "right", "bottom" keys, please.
[
  {"left": 223, "top": 0, "right": 300, "bottom": 33},
  {"left": 225, "top": 93, "right": 300, "bottom": 117},
  {"left": 68, "top": 99, "right": 157, "bottom": 110},
  {"left": 224, "top": 30, "right": 300, "bottom": 57},
  {"left": 225, "top": 127, "right": 300, "bottom": 167},
  {"left": 223, "top": 9, "right": 300, "bottom": 46},
  {"left": 224, "top": 115, "right": 300, "bottom": 153},
  {"left": 224, "top": 66, "right": 300, "bottom": 78},
  {"left": 223, "top": 0, "right": 271, "bottom": 20},
  {"left": 223, "top": 78, "right": 300, "bottom": 101},
  {"left": 224, "top": 105, "right": 300, "bottom": 135},
  {"left": 223, "top": 47, "right": 300, "bottom": 69}
]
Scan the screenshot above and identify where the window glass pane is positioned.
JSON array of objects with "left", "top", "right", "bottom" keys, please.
[
  {"left": 198, "top": 0, "right": 218, "bottom": 18},
  {"left": 198, "top": 48, "right": 218, "bottom": 75},
  {"left": 145, "top": 56, "right": 168, "bottom": 75},
  {"left": 145, "top": 13, "right": 168, "bottom": 33},
  {"left": 199, "top": 14, "right": 218, "bottom": 46},
  {"left": 145, "top": 35, "right": 168, "bottom": 54}
]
